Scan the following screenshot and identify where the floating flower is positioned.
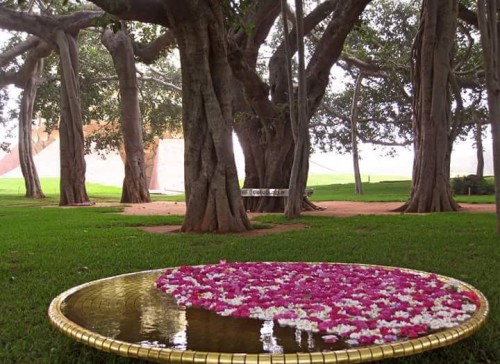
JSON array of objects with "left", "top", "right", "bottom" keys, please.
[{"left": 156, "top": 262, "right": 479, "bottom": 347}]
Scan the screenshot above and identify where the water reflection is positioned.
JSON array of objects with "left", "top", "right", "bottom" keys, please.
[
  {"left": 62, "top": 271, "right": 348, "bottom": 354},
  {"left": 260, "top": 321, "right": 283, "bottom": 354},
  {"left": 171, "top": 329, "right": 187, "bottom": 350}
]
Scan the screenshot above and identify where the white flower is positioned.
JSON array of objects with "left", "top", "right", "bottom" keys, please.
[
  {"left": 395, "top": 311, "right": 410, "bottom": 318},
  {"left": 331, "top": 324, "right": 357, "bottom": 334},
  {"left": 455, "top": 314, "right": 471, "bottom": 321},
  {"left": 462, "top": 304, "right": 477, "bottom": 313}
]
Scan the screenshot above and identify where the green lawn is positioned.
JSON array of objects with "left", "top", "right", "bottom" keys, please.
[
  {"left": 0, "top": 188, "right": 498, "bottom": 362},
  {"left": 305, "top": 173, "right": 409, "bottom": 186},
  {"left": 309, "top": 180, "right": 496, "bottom": 203},
  {"left": 0, "top": 178, "right": 182, "bottom": 204},
  {"left": 1, "top": 176, "right": 495, "bottom": 204},
  {"left": 309, "top": 180, "right": 411, "bottom": 202},
  {"left": 169, "top": 176, "right": 496, "bottom": 204}
]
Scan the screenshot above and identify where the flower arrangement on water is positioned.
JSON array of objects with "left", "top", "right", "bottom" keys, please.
[{"left": 156, "top": 262, "right": 480, "bottom": 347}]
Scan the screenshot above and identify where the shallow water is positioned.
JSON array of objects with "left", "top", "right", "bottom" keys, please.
[{"left": 62, "top": 271, "right": 347, "bottom": 354}]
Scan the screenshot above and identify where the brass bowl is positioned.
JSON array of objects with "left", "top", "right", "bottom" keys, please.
[{"left": 48, "top": 264, "right": 489, "bottom": 363}]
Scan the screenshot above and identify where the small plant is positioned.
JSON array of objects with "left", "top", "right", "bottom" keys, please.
[{"left": 452, "top": 175, "right": 495, "bottom": 195}]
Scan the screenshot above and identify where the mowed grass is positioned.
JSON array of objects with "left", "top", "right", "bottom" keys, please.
[
  {"left": 0, "top": 192, "right": 498, "bottom": 362},
  {"left": 310, "top": 180, "right": 411, "bottom": 202},
  {"left": 0, "top": 178, "right": 182, "bottom": 205},
  {"left": 1, "top": 176, "right": 495, "bottom": 204},
  {"left": 309, "top": 179, "right": 496, "bottom": 204},
  {"left": 305, "top": 173, "right": 409, "bottom": 186},
  {"left": 0, "top": 177, "right": 498, "bottom": 362}
]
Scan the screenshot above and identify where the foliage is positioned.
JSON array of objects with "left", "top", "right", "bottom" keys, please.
[
  {"left": 310, "top": 0, "right": 416, "bottom": 154},
  {"left": 311, "top": 0, "right": 487, "bottom": 157},
  {"left": 0, "top": 33, "right": 30, "bottom": 147},
  {"left": 0, "top": 87, "right": 14, "bottom": 151},
  {"left": 31, "top": 25, "right": 182, "bottom": 155},
  {"left": 137, "top": 54, "right": 183, "bottom": 144},
  {"left": 452, "top": 175, "right": 495, "bottom": 196},
  {"left": 222, "top": 0, "right": 256, "bottom": 30},
  {"left": 0, "top": 0, "right": 183, "bottom": 155}
]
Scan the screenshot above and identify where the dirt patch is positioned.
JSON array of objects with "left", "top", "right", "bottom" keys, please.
[
  {"left": 111, "top": 201, "right": 187, "bottom": 215},
  {"left": 106, "top": 200, "right": 495, "bottom": 217},
  {"left": 96, "top": 200, "right": 495, "bottom": 236}
]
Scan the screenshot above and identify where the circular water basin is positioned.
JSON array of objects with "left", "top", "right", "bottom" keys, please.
[{"left": 48, "top": 265, "right": 489, "bottom": 363}]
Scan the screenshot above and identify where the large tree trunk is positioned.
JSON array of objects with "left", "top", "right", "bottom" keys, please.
[
  {"left": 101, "top": 30, "right": 150, "bottom": 204},
  {"left": 168, "top": 1, "right": 251, "bottom": 233},
  {"left": 478, "top": 0, "right": 500, "bottom": 232},
  {"left": 0, "top": 10, "right": 101, "bottom": 205},
  {"left": 56, "top": 31, "right": 90, "bottom": 206},
  {"left": 351, "top": 73, "right": 364, "bottom": 195},
  {"left": 230, "top": 0, "right": 291, "bottom": 212},
  {"left": 236, "top": 124, "right": 294, "bottom": 213},
  {"left": 398, "top": 0, "right": 459, "bottom": 213},
  {"left": 0, "top": 38, "right": 51, "bottom": 199},
  {"left": 18, "top": 59, "right": 45, "bottom": 199},
  {"left": 230, "top": 0, "right": 370, "bottom": 212}
]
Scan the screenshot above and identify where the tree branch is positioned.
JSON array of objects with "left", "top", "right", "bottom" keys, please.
[
  {"left": 138, "top": 75, "right": 181, "bottom": 92},
  {"left": 86, "top": 0, "right": 170, "bottom": 27},
  {"left": 305, "top": 0, "right": 371, "bottom": 116},
  {"left": 133, "top": 31, "right": 176, "bottom": 64},
  {"left": 0, "top": 39, "right": 52, "bottom": 88},
  {"left": 357, "top": 134, "right": 413, "bottom": 146},
  {"left": 0, "top": 71, "right": 18, "bottom": 88},
  {"left": 340, "top": 55, "right": 385, "bottom": 77},
  {"left": 458, "top": 3, "right": 478, "bottom": 28},
  {"left": 0, "top": 7, "right": 103, "bottom": 43},
  {"left": 227, "top": 0, "right": 282, "bottom": 131},
  {"left": 449, "top": 71, "right": 465, "bottom": 143},
  {"left": 269, "top": 0, "right": 339, "bottom": 105},
  {"left": 319, "top": 102, "right": 351, "bottom": 123},
  {"left": 337, "top": 55, "right": 412, "bottom": 103},
  {"left": 224, "top": 0, "right": 282, "bottom": 141},
  {"left": 0, "top": 36, "right": 39, "bottom": 67},
  {"left": 453, "top": 22, "right": 475, "bottom": 72},
  {"left": 227, "top": 42, "right": 282, "bottom": 131},
  {"left": 229, "top": 0, "right": 280, "bottom": 66},
  {"left": 91, "top": 72, "right": 182, "bottom": 92}
]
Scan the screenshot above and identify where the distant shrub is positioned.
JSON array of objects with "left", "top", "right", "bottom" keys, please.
[{"left": 452, "top": 175, "right": 495, "bottom": 195}]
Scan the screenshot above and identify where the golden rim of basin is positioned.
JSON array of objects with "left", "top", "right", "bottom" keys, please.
[{"left": 48, "top": 264, "right": 489, "bottom": 363}]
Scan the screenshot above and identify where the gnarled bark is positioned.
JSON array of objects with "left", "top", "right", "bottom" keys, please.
[
  {"left": 0, "top": 8, "right": 102, "bottom": 206},
  {"left": 85, "top": 0, "right": 250, "bottom": 232},
  {"left": 56, "top": 30, "right": 90, "bottom": 206},
  {"left": 398, "top": 0, "right": 459, "bottom": 213},
  {"left": 18, "top": 58, "right": 45, "bottom": 199},
  {"left": 230, "top": 0, "right": 371, "bottom": 212},
  {"left": 101, "top": 29, "right": 150, "bottom": 204},
  {"left": 0, "top": 38, "right": 51, "bottom": 199},
  {"left": 168, "top": 1, "right": 251, "bottom": 232}
]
